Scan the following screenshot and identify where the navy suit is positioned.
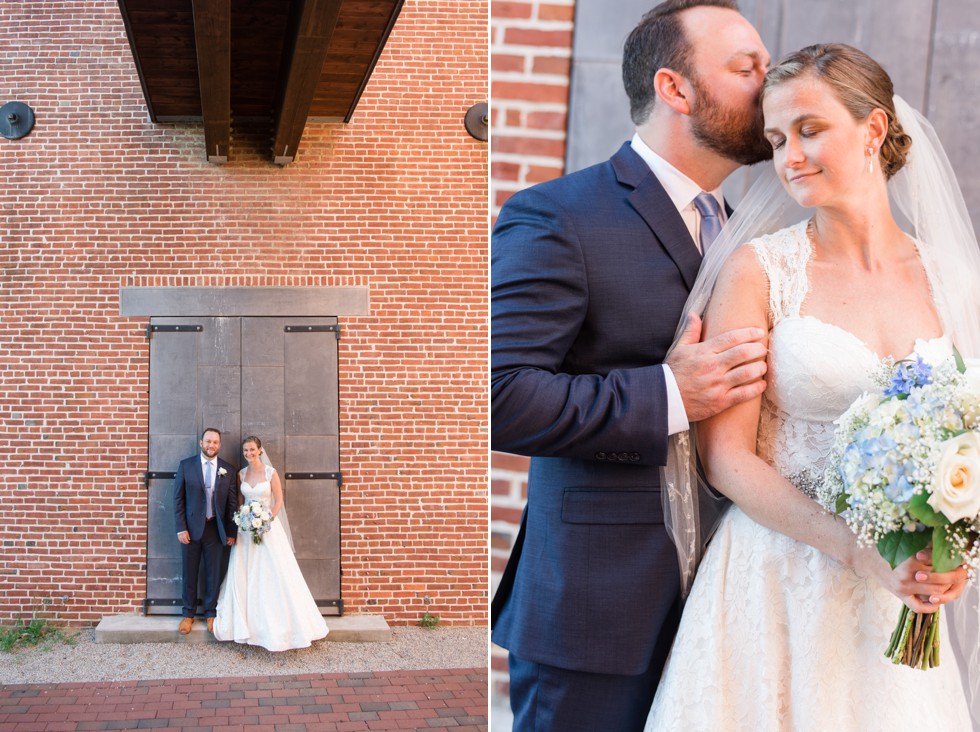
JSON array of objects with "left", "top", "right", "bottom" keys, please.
[
  {"left": 174, "top": 454, "right": 238, "bottom": 618},
  {"left": 491, "top": 142, "right": 711, "bottom": 730}
]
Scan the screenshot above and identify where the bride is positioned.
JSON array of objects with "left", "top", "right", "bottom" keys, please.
[
  {"left": 213, "top": 435, "right": 329, "bottom": 651},
  {"left": 646, "top": 44, "right": 978, "bottom": 729}
]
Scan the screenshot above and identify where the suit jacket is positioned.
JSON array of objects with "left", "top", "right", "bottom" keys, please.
[
  {"left": 174, "top": 454, "right": 239, "bottom": 544},
  {"left": 491, "top": 142, "right": 708, "bottom": 676}
]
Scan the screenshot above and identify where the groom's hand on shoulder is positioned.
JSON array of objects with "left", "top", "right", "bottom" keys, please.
[{"left": 667, "top": 313, "right": 768, "bottom": 423}]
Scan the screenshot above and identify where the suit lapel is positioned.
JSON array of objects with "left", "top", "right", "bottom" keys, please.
[{"left": 611, "top": 143, "right": 702, "bottom": 291}]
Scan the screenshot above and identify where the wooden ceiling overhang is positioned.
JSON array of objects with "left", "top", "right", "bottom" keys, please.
[{"left": 117, "top": 0, "right": 405, "bottom": 165}]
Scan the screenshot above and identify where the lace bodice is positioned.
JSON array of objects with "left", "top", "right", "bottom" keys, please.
[
  {"left": 239, "top": 465, "right": 274, "bottom": 503},
  {"left": 751, "top": 221, "right": 951, "bottom": 495}
]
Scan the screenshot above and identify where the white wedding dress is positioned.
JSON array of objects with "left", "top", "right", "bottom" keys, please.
[
  {"left": 213, "top": 465, "right": 329, "bottom": 651},
  {"left": 646, "top": 221, "right": 972, "bottom": 731}
]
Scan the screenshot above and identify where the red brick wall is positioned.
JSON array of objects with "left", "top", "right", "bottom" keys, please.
[
  {"left": 0, "top": 0, "right": 488, "bottom": 627},
  {"left": 490, "top": 0, "right": 573, "bottom": 221},
  {"left": 490, "top": 0, "right": 575, "bottom": 706}
]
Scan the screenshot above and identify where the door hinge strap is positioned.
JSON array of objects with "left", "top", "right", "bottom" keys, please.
[
  {"left": 146, "top": 324, "right": 203, "bottom": 339},
  {"left": 284, "top": 471, "right": 343, "bottom": 487},
  {"left": 284, "top": 324, "right": 341, "bottom": 339}
]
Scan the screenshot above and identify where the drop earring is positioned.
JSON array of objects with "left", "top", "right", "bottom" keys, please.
[{"left": 867, "top": 147, "right": 875, "bottom": 174}]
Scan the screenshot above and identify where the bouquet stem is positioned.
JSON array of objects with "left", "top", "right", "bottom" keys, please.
[{"left": 885, "top": 605, "right": 940, "bottom": 669}]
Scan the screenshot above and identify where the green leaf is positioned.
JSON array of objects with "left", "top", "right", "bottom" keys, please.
[
  {"left": 835, "top": 493, "right": 849, "bottom": 515},
  {"left": 908, "top": 491, "right": 948, "bottom": 527},
  {"left": 877, "top": 529, "right": 931, "bottom": 569},
  {"left": 953, "top": 344, "right": 967, "bottom": 374},
  {"left": 932, "top": 526, "right": 964, "bottom": 573}
]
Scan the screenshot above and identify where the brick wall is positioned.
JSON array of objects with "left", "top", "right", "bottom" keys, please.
[
  {"left": 490, "top": 0, "right": 575, "bottom": 708},
  {"left": 0, "top": 0, "right": 488, "bottom": 627},
  {"left": 490, "top": 0, "right": 573, "bottom": 220}
]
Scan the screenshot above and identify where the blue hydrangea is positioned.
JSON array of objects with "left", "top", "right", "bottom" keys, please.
[
  {"left": 884, "top": 356, "right": 933, "bottom": 397},
  {"left": 884, "top": 474, "right": 916, "bottom": 503}
]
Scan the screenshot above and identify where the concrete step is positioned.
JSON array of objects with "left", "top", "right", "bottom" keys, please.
[{"left": 95, "top": 613, "right": 392, "bottom": 644}]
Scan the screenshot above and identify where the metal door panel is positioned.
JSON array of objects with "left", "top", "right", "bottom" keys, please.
[
  {"left": 285, "top": 479, "right": 339, "bottom": 557},
  {"left": 200, "top": 365, "right": 242, "bottom": 463},
  {"left": 148, "top": 434, "right": 197, "bottom": 475},
  {"left": 282, "top": 318, "right": 341, "bottom": 612},
  {"left": 198, "top": 317, "right": 241, "bottom": 366},
  {"left": 148, "top": 324, "right": 199, "bottom": 436},
  {"left": 287, "top": 477, "right": 341, "bottom": 607},
  {"left": 147, "top": 479, "right": 179, "bottom": 559},
  {"left": 284, "top": 322, "right": 338, "bottom": 434},
  {"left": 242, "top": 317, "right": 285, "bottom": 367},
  {"left": 145, "top": 557, "right": 183, "bottom": 601},
  {"left": 285, "top": 435, "right": 340, "bottom": 472},
  {"left": 147, "top": 477, "right": 183, "bottom": 603},
  {"left": 146, "top": 316, "right": 240, "bottom": 614},
  {"left": 242, "top": 365, "right": 285, "bottom": 463}
]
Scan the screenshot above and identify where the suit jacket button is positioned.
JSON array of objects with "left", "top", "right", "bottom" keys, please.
[
  {"left": 595, "top": 451, "right": 607, "bottom": 460},
  {"left": 629, "top": 453, "right": 640, "bottom": 462},
  {"left": 617, "top": 452, "right": 629, "bottom": 461}
]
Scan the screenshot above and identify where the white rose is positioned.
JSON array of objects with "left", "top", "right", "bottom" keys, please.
[
  {"left": 251, "top": 518, "right": 262, "bottom": 529},
  {"left": 962, "top": 360, "right": 980, "bottom": 398},
  {"left": 218, "top": 467, "right": 227, "bottom": 476},
  {"left": 916, "top": 338, "right": 953, "bottom": 369},
  {"left": 929, "top": 431, "right": 980, "bottom": 522}
]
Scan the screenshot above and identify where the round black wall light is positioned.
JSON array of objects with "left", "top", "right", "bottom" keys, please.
[
  {"left": 464, "top": 103, "right": 488, "bottom": 142},
  {"left": 0, "top": 102, "right": 36, "bottom": 140}
]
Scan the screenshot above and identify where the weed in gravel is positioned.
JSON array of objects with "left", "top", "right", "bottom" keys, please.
[{"left": 0, "top": 610, "right": 76, "bottom": 653}]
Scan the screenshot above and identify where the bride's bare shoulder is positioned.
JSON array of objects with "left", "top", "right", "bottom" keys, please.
[
  {"left": 715, "top": 245, "right": 769, "bottom": 293},
  {"left": 704, "top": 246, "right": 771, "bottom": 335}
]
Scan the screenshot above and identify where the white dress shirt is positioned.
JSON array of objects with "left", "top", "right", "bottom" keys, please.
[{"left": 630, "top": 134, "right": 727, "bottom": 435}]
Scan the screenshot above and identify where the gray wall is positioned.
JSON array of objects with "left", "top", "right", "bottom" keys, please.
[{"left": 567, "top": 0, "right": 980, "bottom": 227}]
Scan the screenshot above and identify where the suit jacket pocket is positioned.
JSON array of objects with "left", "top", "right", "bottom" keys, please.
[{"left": 561, "top": 489, "right": 664, "bottom": 525}]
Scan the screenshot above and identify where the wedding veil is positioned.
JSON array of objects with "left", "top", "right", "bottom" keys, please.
[
  {"left": 259, "top": 448, "right": 296, "bottom": 552},
  {"left": 660, "top": 96, "right": 980, "bottom": 719}
]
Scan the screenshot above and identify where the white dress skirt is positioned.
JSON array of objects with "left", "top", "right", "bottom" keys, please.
[{"left": 214, "top": 466, "right": 329, "bottom": 651}]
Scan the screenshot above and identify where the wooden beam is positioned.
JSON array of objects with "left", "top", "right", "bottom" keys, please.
[
  {"left": 271, "top": 0, "right": 342, "bottom": 165},
  {"left": 191, "top": 0, "right": 231, "bottom": 163},
  {"left": 341, "top": 0, "right": 404, "bottom": 123}
]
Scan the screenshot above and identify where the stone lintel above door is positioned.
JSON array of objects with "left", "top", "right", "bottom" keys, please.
[{"left": 119, "top": 287, "right": 370, "bottom": 317}]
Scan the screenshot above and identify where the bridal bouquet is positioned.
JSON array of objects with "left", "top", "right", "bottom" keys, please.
[
  {"left": 818, "top": 352, "right": 980, "bottom": 669},
  {"left": 233, "top": 500, "right": 274, "bottom": 545}
]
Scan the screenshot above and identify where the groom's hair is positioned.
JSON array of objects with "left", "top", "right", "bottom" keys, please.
[
  {"left": 623, "top": 0, "right": 740, "bottom": 125},
  {"left": 201, "top": 427, "right": 221, "bottom": 439}
]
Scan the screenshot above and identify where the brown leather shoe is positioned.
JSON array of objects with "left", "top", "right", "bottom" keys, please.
[
  {"left": 179, "top": 617, "right": 194, "bottom": 635},
  {"left": 207, "top": 617, "right": 214, "bottom": 634}
]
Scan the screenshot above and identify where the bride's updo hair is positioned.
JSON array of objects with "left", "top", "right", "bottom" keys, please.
[
  {"left": 761, "top": 43, "right": 912, "bottom": 180},
  {"left": 242, "top": 435, "right": 262, "bottom": 451}
]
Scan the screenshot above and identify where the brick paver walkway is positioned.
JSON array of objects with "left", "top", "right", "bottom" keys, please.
[{"left": 0, "top": 668, "right": 487, "bottom": 731}]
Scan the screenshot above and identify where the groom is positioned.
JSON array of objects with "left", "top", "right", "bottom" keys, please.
[
  {"left": 491, "top": 1, "right": 772, "bottom": 729},
  {"left": 174, "top": 427, "right": 238, "bottom": 635}
]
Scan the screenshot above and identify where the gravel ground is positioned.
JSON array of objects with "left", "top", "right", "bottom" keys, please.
[{"left": 0, "top": 626, "right": 488, "bottom": 685}]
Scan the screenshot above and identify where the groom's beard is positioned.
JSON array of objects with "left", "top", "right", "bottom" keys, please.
[{"left": 689, "top": 77, "right": 773, "bottom": 166}]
